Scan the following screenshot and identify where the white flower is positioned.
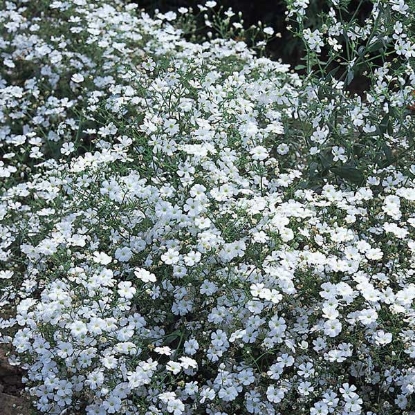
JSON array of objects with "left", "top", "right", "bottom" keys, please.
[
  {"left": 69, "top": 321, "right": 88, "bottom": 338},
  {"left": 166, "top": 361, "right": 182, "bottom": 374},
  {"left": 184, "top": 338, "right": 199, "bottom": 355},
  {"left": 4, "top": 58, "right": 15, "bottom": 68},
  {"left": 303, "top": 28, "right": 324, "bottom": 52},
  {"left": 103, "top": 395, "right": 122, "bottom": 414},
  {"left": 405, "top": 343, "right": 415, "bottom": 358},
  {"left": 161, "top": 248, "right": 180, "bottom": 265},
  {"left": 183, "top": 250, "right": 201, "bottom": 266},
  {"left": 279, "top": 226, "right": 294, "bottom": 242},
  {"left": 358, "top": 308, "right": 378, "bottom": 325},
  {"left": 339, "top": 383, "right": 357, "bottom": 399},
  {"left": 115, "top": 246, "right": 133, "bottom": 262},
  {"left": 250, "top": 146, "right": 268, "bottom": 161},
  {"left": 0, "top": 270, "right": 13, "bottom": 279},
  {"left": 185, "top": 381, "right": 198, "bottom": 395},
  {"left": 200, "top": 387, "right": 215, "bottom": 403},
  {"left": 309, "top": 146, "right": 320, "bottom": 155},
  {"left": 117, "top": 281, "right": 136, "bottom": 299},
  {"left": 267, "top": 362, "right": 284, "bottom": 379},
  {"left": 71, "top": 73, "right": 84, "bottom": 83},
  {"left": 167, "top": 398, "right": 185, "bottom": 415},
  {"left": 159, "top": 392, "right": 176, "bottom": 404},
  {"left": 218, "top": 385, "right": 239, "bottom": 402},
  {"left": 344, "top": 395, "right": 363, "bottom": 412},
  {"left": 61, "top": 142, "right": 75, "bottom": 155},
  {"left": 266, "top": 385, "right": 285, "bottom": 403},
  {"left": 93, "top": 251, "right": 112, "bottom": 265},
  {"left": 163, "top": 11, "right": 177, "bottom": 21},
  {"left": 311, "top": 126, "right": 329, "bottom": 143},
  {"left": 383, "top": 222, "right": 408, "bottom": 238},
  {"left": 390, "top": 0, "right": 409, "bottom": 14},
  {"left": 332, "top": 146, "right": 347, "bottom": 162},
  {"left": 365, "top": 248, "right": 383, "bottom": 260},
  {"left": 323, "top": 319, "right": 342, "bottom": 337},
  {"left": 322, "top": 304, "right": 339, "bottom": 320},
  {"left": 200, "top": 280, "right": 217, "bottom": 295},
  {"left": 154, "top": 346, "right": 172, "bottom": 355},
  {"left": 179, "top": 356, "right": 197, "bottom": 369},
  {"left": 164, "top": 118, "right": 179, "bottom": 136},
  {"left": 277, "top": 143, "right": 289, "bottom": 155},
  {"left": 373, "top": 330, "right": 392, "bottom": 346},
  {"left": 250, "top": 283, "right": 266, "bottom": 297},
  {"left": 134, "top": 268, "right": 157, "bottom": 283},
  {"left": 298, "top": 381, "right": 314, "bottom": 395},
  {"left": 298, "top": 362, "right": 315, "bottom": 378},
  {"left": 238, "top": 368, "right": 255, "bottom": 385}
]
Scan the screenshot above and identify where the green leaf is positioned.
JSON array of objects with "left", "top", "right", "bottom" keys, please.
[
  {"left": 319, "top": 152, "right": 334, "bottom": 170},
  {"left": 163, "top": 330, "right": 182, "bottom": 345},
  {"left": 308, "top": 161, "right": 320, "bottom": 178},
  {"left": 382, "top": 144, "right": 393, "bottom": 163},
  {"left": 325, "top": 66, "right": 340, "bottom": 82},
  {"left": 330, "top": 166, "right": 364, "bottom": 185},
  {"left": 345, "top": 70, "right": 354, "bottom": 86},
  {"left": 366, "top": 39, "right": 384, "bottom": 54},
  {"left": 378, "top": 143, "right": 396, "bottom": 168},
  {"left": 378, "top": 114, "right": 390, "bottom": 135}
]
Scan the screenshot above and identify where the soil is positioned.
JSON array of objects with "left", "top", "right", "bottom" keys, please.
[{"left": 0, "top": 346, "right": 33, "bottom": 415}]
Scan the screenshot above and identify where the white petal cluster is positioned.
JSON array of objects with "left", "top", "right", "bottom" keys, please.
[{"left": 1, "top": 0, "right": 415, "bottom": 414}]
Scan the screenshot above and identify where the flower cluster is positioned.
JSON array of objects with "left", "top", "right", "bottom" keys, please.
[{"left": 1, "top": 0, "right": 415, "bottom": 414}]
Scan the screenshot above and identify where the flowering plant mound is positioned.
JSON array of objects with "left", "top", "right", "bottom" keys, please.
[{"left": 1, "top": 0, "right": 415, "bottom": 414}]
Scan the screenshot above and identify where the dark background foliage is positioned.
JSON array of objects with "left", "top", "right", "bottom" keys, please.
[
  {"left": 130, "top": 0, "right": 300, "bottom": 64},
  {"left": 128, "top": 0, "right": 374, "bottom": 95}
]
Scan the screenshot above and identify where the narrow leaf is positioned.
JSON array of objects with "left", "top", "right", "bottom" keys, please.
[{"left": 331, "top": 166, "right": 364, "bottom": 185}]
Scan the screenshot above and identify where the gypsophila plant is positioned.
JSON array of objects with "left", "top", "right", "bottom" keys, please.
[
  {"left": 1, "top": 0, "right": 415, "bottom": 414},
  {"left": 285, "top": 0, "right": 415, "bottom": 190}
]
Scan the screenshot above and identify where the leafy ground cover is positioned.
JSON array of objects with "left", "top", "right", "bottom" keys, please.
[{"left": 1, "top": 0, "right": 415, "bottom": 414}]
